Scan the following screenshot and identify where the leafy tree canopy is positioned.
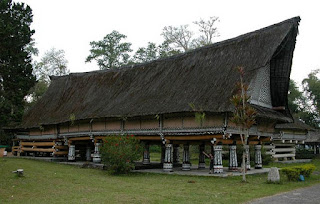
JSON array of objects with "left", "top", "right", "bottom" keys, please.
[
  {"left": 132, "top": 41, "right": 181, "bottom": 64},
  {"left": 0, "top": 0, "right": 35, "bottom": 144},
  {"left": 0, "top": 0, "right": 35, "bottom": 126},
  {"left": 86, "top": 30, "right": 132, "bottom": 70},
  {"left": 33, "top": 48, "right": 69, "bottom": 83}
]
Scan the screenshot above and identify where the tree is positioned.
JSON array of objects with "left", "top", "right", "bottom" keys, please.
[
  {"left": 193, "top": 16, "right": 220, "bottom": 47},
  {"left": 0, "top": 0, "right": 35, "bottom": 144},
  {"left": 33, "top": 48, "right": 69, "bottom": 83},
  {"left": 230, "top": 67, "right": 256, "bottom": 182},
  {"left": 161, "top": 25, "right": 194, "bottom": 52},
  {"left": 288, "top": 79, "right": 304, "bottom": 114},
  {"left": 86, "top": 30, "right": 132, "bottom": 70},
  {"left": 132, "top": 41, "right": 181, "bottom": 64},
  {"left": 301, "top": 70, "right": 320, "bottom": 127},
  {"left": 161, "top": 16, "right": 219, "bottom": 52},
  {"left": 26, "top": 48, "right": 69, "bottom": 110}
]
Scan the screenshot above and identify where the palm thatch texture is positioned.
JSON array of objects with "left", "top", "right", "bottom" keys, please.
[{"left": 19, "top": 17, "right": 300, "bottom": 129}]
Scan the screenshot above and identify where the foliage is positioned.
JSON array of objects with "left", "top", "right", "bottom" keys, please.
[
  {"left": 288, "top": 79, "right": 305, "bottom": 114},
  {"left": 288, "top": 78, "right": 319, "bottom": 128},
  {"left": 282, "top": 164, "right": 316, "bottom": 181},
  {"left": 193, "top": 16, "right": 220, "bottom": 47},
  {"left": 86, "top": 30, "right": 132, "bottom": 70},
  {"left": 189, "top": 103, "right": 205, "bottom": 124},
  {"left": 230, "top": 67, "right": 256, "bottom": 130},
  {"left": 161, "top": 25, "right": 194, "bottom": 51},
  {"left": 24, "top": 80, "right": 49, "bottom": 112},
  {"left": 295, "top": 147, "right": 316, "bottom": 159},
  {"left": 261, "top": 147, "right": 273, "bottom": 165},
  {"left": 230, "top": 66, "right": 256, "bottom": 182},
  {"left": 33, "top": 48, "right": 69, "bottom": 83},
  {"left": 161, "top": 16, "right": 219, "bottom": 52},
  {"left": 132, "top": 41, "right": 181, "bottom": 64},
  {"left": 100, "top": 135, "right": 142, "bottom": 174},
  {"left": 0, "top": 0, "right": 35, "bottom": 144},
  {"left": 25, "top": 48, "right": 69, "bottom": 110}
]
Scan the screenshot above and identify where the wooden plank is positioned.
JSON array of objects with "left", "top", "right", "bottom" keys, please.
[
  {"left": 273, "top": 153, "right": 295, "bottom": 158},
  {"left": 21, "top": 141, "right": 55, "bottom": 146},
  {"left": 55, "top": 145, "right": 68, "bottom": 149},
  {"left": 273, "top": 143, "right": 296, "bottom": 146},
  {"left": 21, "top": 147, "right": 55, "bottom": 152},
  {"left": 68, "top": 137, "right": 91, "bottom": 141},
  {"left": 263, "top": 145, "right": 274, "bottom": 150},
  {"left": 53, "top": 151, "right": 68, "bottom": 155},
  {"left": 274, "top": 148, "right": 295, "bottom": 153}
]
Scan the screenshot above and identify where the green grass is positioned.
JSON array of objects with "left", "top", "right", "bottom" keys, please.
[{"left": 1, "top": 158, "right": 320, "bottom": 204}]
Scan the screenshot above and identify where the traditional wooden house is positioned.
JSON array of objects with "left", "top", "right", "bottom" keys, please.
[{"left": 12, "top": 17, "right": 304, "bottom": 173}]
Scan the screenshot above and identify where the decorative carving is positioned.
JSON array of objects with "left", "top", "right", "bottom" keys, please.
[
  {"left": 229, "top": 145, "right": 238, "bottom": 171},
  {"left": 213, "top": 145, "right": 223, "bottom": 173},
  {"left": 255, "top": 145, "right": 262, "bottom": 169},
  {"left": 163, "top": 144, "right": 173, "bottom": 172}
]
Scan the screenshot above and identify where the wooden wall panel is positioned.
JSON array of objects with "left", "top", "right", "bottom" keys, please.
[
  {"left": 202, "top": 115, "right": 223, "bottom": 127},
  {"left": 125, "top": 120, "right": 141, "bottom": 130},
  {"left": 60, "top": 125, "right": 69, "bottom": 133},
  {"left": 29, "top": 128, "right": 41, "bottom": 136},
  {"left": 141, "top": 119, "right": 158, "bottom": 129},
  {"left": 164, "top": 118, "right": 183, "bottom": 128},
  {"left": 183, "top": 117, "right": 200, "bottom": 128},
  {"left": 106, "top": 121, "right": 121, "bottom": 130},
  {"left": 92, "top": 120, "right": 105, "bottom": 131},
  {"left": 78, "top": 122, "right": 90, "bottom": 132}
]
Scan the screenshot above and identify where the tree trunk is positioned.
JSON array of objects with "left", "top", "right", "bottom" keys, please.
[{"left": 242, "top": 149, "right": 246, "bottom": 182}]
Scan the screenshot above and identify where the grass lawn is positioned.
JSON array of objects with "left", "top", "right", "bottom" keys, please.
[{"left": 1, "top": 158, "right": 320, "bottom": 204}]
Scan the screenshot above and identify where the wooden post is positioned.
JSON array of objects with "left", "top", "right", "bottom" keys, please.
[
  {"left": 86, "top": 146, "right": 92, "bottom": 161},
  {"left": 173, "top": 144, "right": 180, "bottom": 165},
  {"left": 143, "top": 143, "right": 150, "bottom": 165},
  {"left": 163, "top": 144, "right": 173, "bottom": 172},
  {"left": 198, "top": 144, "right": 206, "bottom": 169},
  {"left": 92, "top": 142, "right": 101, "bottom": 163},
  {"left": 68, "top": 145, "right": 75, "bottom": 161},
  {"left": 182, "top": 144, "right": 191, "bottom": 171}
]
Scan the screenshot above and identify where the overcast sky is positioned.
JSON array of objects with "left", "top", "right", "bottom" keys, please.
[{"left": 19, "top": 0, "right": 320, "bottom": 84}]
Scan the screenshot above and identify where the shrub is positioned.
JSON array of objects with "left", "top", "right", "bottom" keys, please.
[
  {"left": 281, "top": 164, "right": 316, "bottom": 181},
  {"left": 261, "top": 147, "right": 273, "bottom": 165},
  {"left": 296, "top": 148, "right": 316, "bottom": 159},
  {"left": 100, "top": 135, "right": 143, "bottom": 174}
]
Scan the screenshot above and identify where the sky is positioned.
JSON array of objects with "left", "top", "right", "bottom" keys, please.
[{"left": 19, "top": 0, "right": 320, "bottom": 85}]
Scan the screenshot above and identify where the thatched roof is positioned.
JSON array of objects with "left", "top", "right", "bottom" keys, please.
[
  {"left": 306, "top": 130, "right": 320, "bottom": 143},
  {"left": 20, "top": 17, "right": 300, "bottom": 128},
  {"left": 275, "top": 118, "right": 314, "bottom": 131}
]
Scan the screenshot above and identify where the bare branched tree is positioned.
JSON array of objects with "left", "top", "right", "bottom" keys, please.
[
  {"left": 194, "top": 16, "right": 220, "bottom": 46},
  {"left": 161, "top": 25, "right": 193, "bottom": 52}
]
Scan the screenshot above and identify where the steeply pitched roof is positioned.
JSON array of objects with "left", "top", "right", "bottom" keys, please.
[
  {"left": 275, "top": 118, "right": 314, "bottom": 131},
  {"left": 20, "top": 17, "right": 300, "bottom": 128}
]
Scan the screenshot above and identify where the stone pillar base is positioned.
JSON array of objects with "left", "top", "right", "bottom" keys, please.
[
  {"left": 228, "top": 167, "right": 238, "bottom": 171},
  {"left": 163, "top": 163, "right": 173, "bottom": 172},
  {"left": 198, "top": 162, "right": 206, "bottom": 169},
  {"left": 92, "top": 154, "right": 101, "bottom": 163},
  {"left": 255, "top": 164, "right": 262, "bottom": 169},
  {"left": 182, "top": 163, "right": 191, "bottom": 171},
  {"left": 143, "top": 159, "right": 150, "bottom": 165},
  {"left": 214, "top": 165, "right": 223, "bottom": 174}
]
